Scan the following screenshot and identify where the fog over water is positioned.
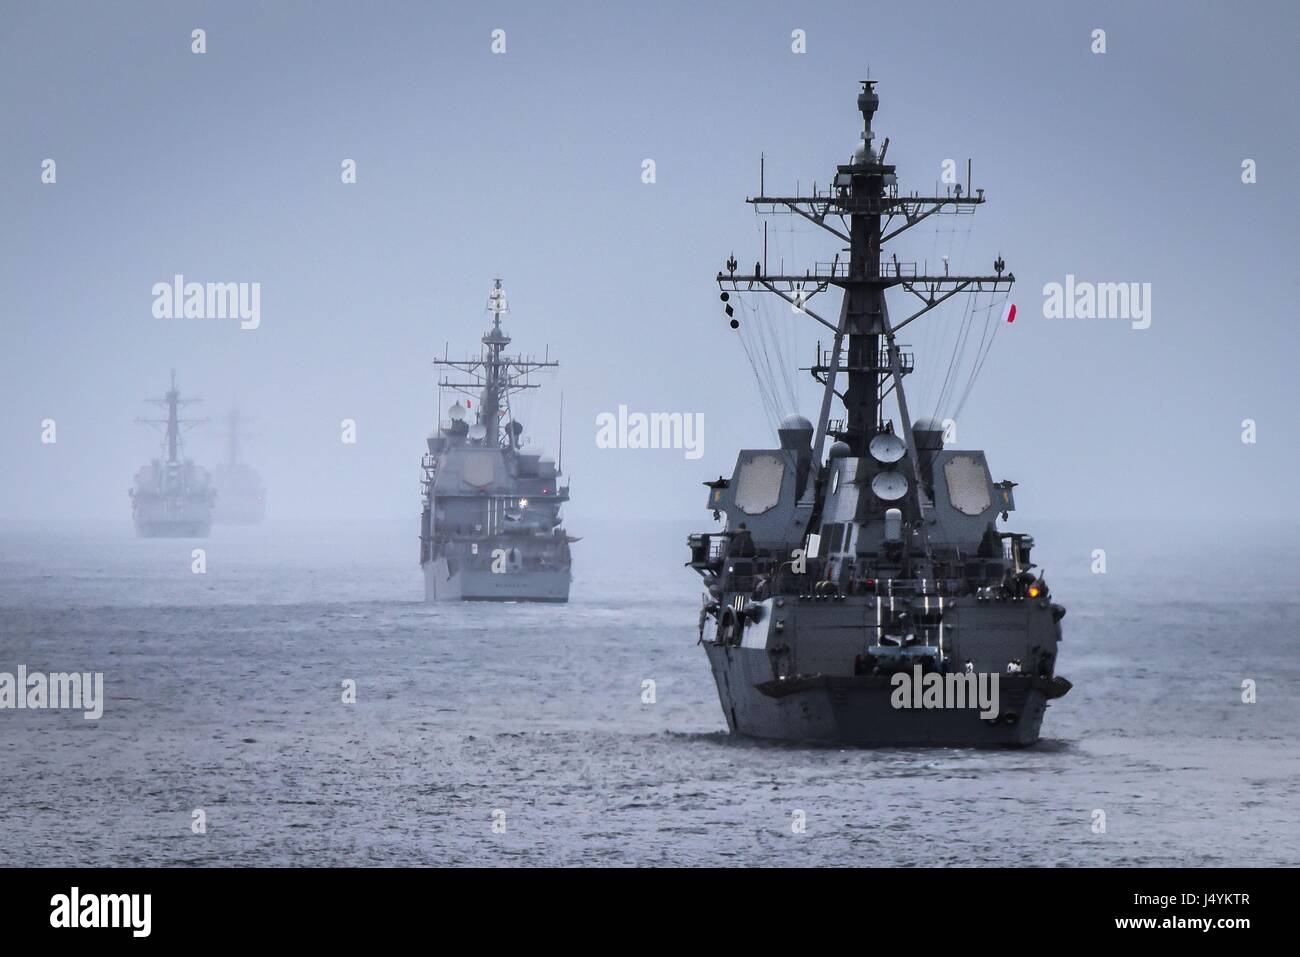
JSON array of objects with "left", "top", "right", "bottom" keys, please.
[
  {"left": 2, "top": 2, "right": 1299, "bottom": 866},
  {"left": 2, "top": 1, "right": 1298, "bottom": 527}
]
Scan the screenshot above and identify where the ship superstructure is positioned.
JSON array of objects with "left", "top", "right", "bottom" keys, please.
[
  {"left": 688, "top": 83, "right": 1070, "bottom": 746},
  {"left": 212, "top": 407, "right": 266, "bottom": 525},
  {"left": 130, "top": 371, "right": 216, "bottom": 537},
  {"left": 419, "top": 280, "right": 574, "bottom": 602}
]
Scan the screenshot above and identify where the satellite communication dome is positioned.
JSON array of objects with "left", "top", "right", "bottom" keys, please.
[
  {"left": 871, "top": 471, "right": 909, "bottom": 501},
  {"left": 448, "top": 403, "right": 467, "bottom": 422},
  {"left": 467, "top": 424, "right": 488, "bottom": 443},
  {"left": 828, "top": 441, "right": 851, "bottom": 460},
  {"left": 779, "top": 413, "right": 813, "bottom": 432},
  {"left": 868, "top": 432, "right": 906, "bottom": 464}
]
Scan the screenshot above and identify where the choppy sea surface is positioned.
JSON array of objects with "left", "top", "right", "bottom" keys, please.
[{"left": 1, "top": 517, "right": 1297, "bottom": 867}]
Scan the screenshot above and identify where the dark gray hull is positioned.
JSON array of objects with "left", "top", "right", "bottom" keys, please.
[
  {"left": 423, "top": 557, "right": 570, "bottom": 603},
  {"left": 704, "top": 643, "right": 1058, "bottom": 747}
]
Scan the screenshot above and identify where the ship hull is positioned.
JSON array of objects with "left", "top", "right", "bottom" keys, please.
[
  {"left": 134, "top": 519, "right": 212, "bottom": 538},
  {"left": 422, "top": 557, "right": 570, "bottom": 603},
  {"left": 131, "top": 497, "right": 213, "bottom": 538},
  {"left": 704, "top": 643, "right": 1055, "bottom": 747},
  {"left": 212, "top": 468, "right": 266, "bottom": 525}
]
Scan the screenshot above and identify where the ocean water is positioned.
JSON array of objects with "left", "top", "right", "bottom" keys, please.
[{"left": 1, "top": 517, "right": 1297, "bottom": 867}]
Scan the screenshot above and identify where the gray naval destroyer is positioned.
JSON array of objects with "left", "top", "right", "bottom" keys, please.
[
  {"left": 211, "top": 407, "right": 267, "bottom": 525},
  {"left": 689, "top": 82, "right": 1071, "bottom": 746},
  {"left": 129, "top": 371, "right": 216, "bottom": 537},
  {"left": 419, "top": 280, "right": 574, "bottom": 602}
]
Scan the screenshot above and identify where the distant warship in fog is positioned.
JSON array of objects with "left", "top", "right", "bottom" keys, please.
[
  {"left": 130, "top": 371, "right": 216, "bottom": 537},
  {"left": 212, "top": 407, "right": 266, "bottom": 525},
  {"left": 688, "top": 82, "right": 1071, "bottom": 746},
  {"left": 419, "top": 279, "right": 575, "bottom": 602}
]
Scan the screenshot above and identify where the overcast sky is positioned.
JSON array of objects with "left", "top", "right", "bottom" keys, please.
[{"left": 2, "top": 0, "right": 1297, "bottom": 527}]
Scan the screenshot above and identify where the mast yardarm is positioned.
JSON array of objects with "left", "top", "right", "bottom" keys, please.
[{"left": 716, "top": 81, "right": 1014, "bottom": 464}]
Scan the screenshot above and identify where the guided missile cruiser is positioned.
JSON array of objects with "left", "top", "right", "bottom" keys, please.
[{"left": 419, "top": 280, "right": 574, "bottom": 602}]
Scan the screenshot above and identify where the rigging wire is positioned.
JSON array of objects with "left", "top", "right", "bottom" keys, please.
[
  {"left": 750, "top": 297, "right": 784, "bottom": 414},
  {"left": 733, "top": 292, "right": 784, "bottom": 432},
  {"left": 939, "top": 287, "right": 987, "bottom": 416},
  {"left": 770, "top": 213, "right": 812, "bottom": 412},
  {"left": 951, "top": 291, "right": 1008, "bottom": 421},
  {"left": 732, "top": 211, "right": 830, "bottom": 433},
  {"left": 915, "top": 213, "right": 974, "bottom": 419},
  {"left": 941, "top": 287, "right": 986, "bottom": 420},
  {"left": 755, "top": 295, "right": 797, "bottom": 412},
  {"left": 732, "top": 179, "right": 1007, "bottom": 439},
  {"left": 927, "top": 283, "right": 977, "bottom": 424}
]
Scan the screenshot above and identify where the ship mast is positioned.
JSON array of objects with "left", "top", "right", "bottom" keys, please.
[
  {"left": 136, "top": 369, "right": 206, "bottom": 464},
  {"left": 434, "top": 279, "right": 559, "bottom": 452},
  {"left": 718, "top": 81, "right": 1013, "bottom": 474},
  {"left": 479, "top": 278, "right": 510, "bottom": 433},
  {"left": 222, "top": 407, "right": 258, "bottom": 467}
]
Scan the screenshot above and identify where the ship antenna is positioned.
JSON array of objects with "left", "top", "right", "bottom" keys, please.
[
  {"left": 558, "top": 389, "right": 564, "bottom": 476},
  {"left": 137, "top": 370, "right": 207, "bottom": 463}
]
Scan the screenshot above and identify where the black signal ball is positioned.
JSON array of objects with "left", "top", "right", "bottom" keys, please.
[
  {"left": 729, "top": 319, "right": 740, "bottom": 329},
  {"left": 720, "top": 292, "right": 730, "bottom": 302}
]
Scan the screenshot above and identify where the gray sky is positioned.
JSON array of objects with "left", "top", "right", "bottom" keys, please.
[{"left": 2, "top": 0, "right": 1297, "bottom": 526}]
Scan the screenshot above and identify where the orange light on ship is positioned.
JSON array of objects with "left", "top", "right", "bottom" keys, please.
[{"left": 1028, "top": 583, "right": 1041, "bottom": 599}]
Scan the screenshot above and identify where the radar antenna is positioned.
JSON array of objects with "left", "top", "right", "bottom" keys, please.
[
  {"left": 135, "top": 369, "right": 207, "bottom": 464},
  {"left": 716, "top": 81, "right": 1014, "bottom": 492},
  {"left": 434, "top": 279, "right": 559, "bottom": 450}
]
